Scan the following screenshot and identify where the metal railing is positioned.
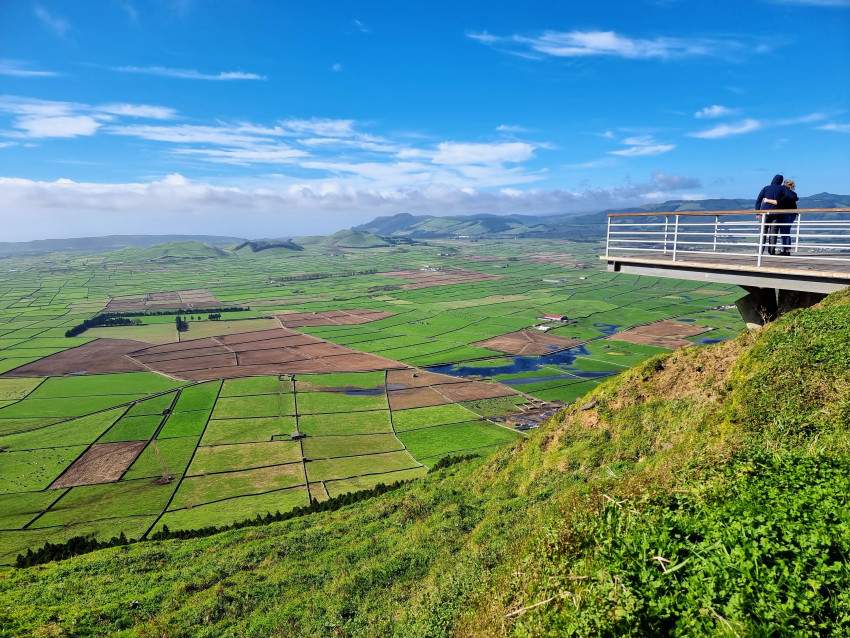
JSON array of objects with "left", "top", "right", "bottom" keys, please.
[{"left": 605, "top": 208, "right": 850, "bottom": 267}]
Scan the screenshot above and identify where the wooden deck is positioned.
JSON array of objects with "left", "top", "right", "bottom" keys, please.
[{"left": 601, "top": 252, "right": 850, "bottom": 293}]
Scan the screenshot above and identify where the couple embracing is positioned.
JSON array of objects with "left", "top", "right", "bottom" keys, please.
[{"left": 756, "top": 174, "right": 798, "bottom": 256}]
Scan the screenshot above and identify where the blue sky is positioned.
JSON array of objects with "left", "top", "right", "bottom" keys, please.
[{"left": 0, "top": 0, "right": 848, "bottom": 240}]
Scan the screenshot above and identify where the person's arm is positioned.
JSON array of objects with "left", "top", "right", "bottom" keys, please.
[{"left": 756, "top": 187, "right": 766, "bottom": 211}]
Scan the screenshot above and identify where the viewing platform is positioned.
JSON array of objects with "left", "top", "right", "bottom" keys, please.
[{"left": 601, "top": 208, "right": 850, "bottom": 325}]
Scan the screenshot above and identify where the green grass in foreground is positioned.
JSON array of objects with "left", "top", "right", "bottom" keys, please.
[{"left": 0, "top": 290, "right": 846, "bottom": 637}]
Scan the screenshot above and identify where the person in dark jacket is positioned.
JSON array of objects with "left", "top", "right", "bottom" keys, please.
[
  {"left": 756, "top": 174, "right": 798, "bottom": 254},
  {"left": 774, "top": 179, "right": 798, "bottom": 256}
]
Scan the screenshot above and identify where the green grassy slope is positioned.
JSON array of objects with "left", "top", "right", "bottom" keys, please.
[{"left": 1, "top": 289, "right": 849, "bottom": 637}]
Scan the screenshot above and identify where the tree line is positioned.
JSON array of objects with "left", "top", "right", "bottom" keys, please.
[{"left": 64, "top": 306, "right": 247, "bottom": 338}]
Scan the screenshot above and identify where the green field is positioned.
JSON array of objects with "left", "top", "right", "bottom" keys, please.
[{"left": 0, "top": 237, "right": 746, "bottom": 559}]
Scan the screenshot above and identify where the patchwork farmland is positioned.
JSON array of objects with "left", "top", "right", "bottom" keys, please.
[{"left": 0, "top": 237, "right": 746, "bottom": 562}]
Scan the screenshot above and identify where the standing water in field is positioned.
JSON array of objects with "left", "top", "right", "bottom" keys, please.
[{"left": 429, "top": 344, "right": 596, "bottom": 379}]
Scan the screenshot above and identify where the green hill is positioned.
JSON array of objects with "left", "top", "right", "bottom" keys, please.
[
  {"left": 104, "top": 241, "right": 231, "bottom": 262},
  {"left": 353, "top": 193, "right": 850, "bottom": 240},
  {"left": 233, "top": 239, "right": 304, "bottom": 253},
  {"left": 293, "top": 229, "right": 390, "bottom": 248},
  {"left": 0, "top": 234, "right": 246, "bottom": 258},
  {"left": 3, "top": 289, "right": 850, "bottom": 636}
]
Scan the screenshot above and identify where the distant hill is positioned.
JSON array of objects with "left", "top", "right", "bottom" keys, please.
[
  {"left": 233, "top": 239, "right": 304, "bottom": 253},
  {"left": 104, "top": 241, "right": 231, "bottom": 261},
  {"left": 354, "top": 193, "right": 850, "bottom": 240},
  {"left": 0, "top": 234, "right": 245, "bottom": 258},
  {"left": 294, "top": 229, "right": 390, "bottom": 248}
]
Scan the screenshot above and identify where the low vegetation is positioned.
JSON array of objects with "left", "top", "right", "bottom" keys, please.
[{"left": 1, "top": 289, "right": 847, "bottom": 636}]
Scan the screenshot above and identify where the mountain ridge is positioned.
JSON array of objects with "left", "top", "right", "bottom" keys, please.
[{"left": 354, "top": 192, "right": 850, "bottom": 239}]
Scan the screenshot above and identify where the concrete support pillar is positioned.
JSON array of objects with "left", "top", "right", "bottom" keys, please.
[
  {"left": 736, "top": 287, "right": 778, "bottom": 329},
  {"left": 777, "top": 289, "right": 827, "bottom": 315},
  {"left": 737, "top": 287, "right": 828, "bottom": 328}
]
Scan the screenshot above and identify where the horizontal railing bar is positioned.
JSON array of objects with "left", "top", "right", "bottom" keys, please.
[
  {"left": 608, "top": 207, "right": 850, "bottom": 218},
  {"left": 606, "top": 246, "right": 850, "bottom": 262}
]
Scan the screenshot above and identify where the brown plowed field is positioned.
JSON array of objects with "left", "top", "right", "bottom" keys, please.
[
  {"left": 605, "top": 320, "right": 709, "bottom": 349},
  {"left": 386, "top": 369, "right": 468, "bottom": 388},
  {"left": 472, "top": 330, "right": 582, "bottom": 356},
  {"left": 436, "top": 380, "right": 518, "bottom": 401},
  {"left": 227, "top": 335, "right": 322, "bottom": 351},
  {"left": 1, "top": 339, "right": 151, "bottom": 377},
  {"left": 104, "top": 288, "right": 222, "bottom": 312},
  {"left": 49, "top": 441, "right": 148, "bottom": 489},
  {"left": 127, "top": 328, "right": 408, "bottom": 381},
  {"left": 236, "top": 350, "right": 316, "bottom": 365},
  {"left": 381, "top": 269, "right": 503, "bottom": 289},
  {"left": 277, "top": 309, "right": 395, "bottom": 327},
  {"left": 128, "top": 337, "right": 221, "bottom": 356},
  {"left": 218, "top": 329, "right": 301, "bottom": 345},
  {"left": 388, "top": 387, "right": 451, "bottom": 410}
]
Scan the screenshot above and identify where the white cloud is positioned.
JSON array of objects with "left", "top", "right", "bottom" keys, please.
[
  {"left": 96, "top": 103, "right": 177, "bottom": 119},
  {"left": 0, "top": 60, "right": 59, "bottom": 78},
  {"left": 432, "top": 142, "right": 535, "bottom": 165},
  {"left": 695, "top": 105, "right": 734, "bottom": 119},
  {"left": 609, "top": 135, "right": 675, "bottom": 156},
  {"left": 469, "top": 30, "right": 749, "bottom": 60},
  {"left": 496, "top": 124, "right": 530, "bottom": 133},
  {"left": 15, "top": 115, "right": 101, "bottom": 138},
  {"left": 106, "top": 124, "right": 274, "bottom": 147},
  {"left": 0, "top": 96, "right": 180, "bottom": 139},
  {"left": 113, "top": 66, "right": 266, "bottom": 81},
  {"left": 611, "top": 144, "right": 675, "bottom": 156},
  {"left": 819, "top": 123, "right": 850, "bottom": 133},
  {"left": 0, "top": 173, "right": 715, "bottom": 241},
  {"left": 35, "top": 6, "right": 70, "bottom": 37},
  {"left": 689, "top": 118, "right": 762, "bottom": 139},
  {"left": 174, "top": 146, "right": 308, "bottom": 165}
]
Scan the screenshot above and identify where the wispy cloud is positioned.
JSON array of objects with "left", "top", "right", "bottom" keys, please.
[
  {"left": 819, "top": 123, "right": 850, "bottom": 133},
  {"left": 609, "top": 135, "right": 675, "bottom": 156},
  {"left": 113, "top": 66, "right": 266, "bottom": 81},
  {"left": 432, "top": 141, "right": 535, "bottom": 165},
  {"left": 469, "top": 29, "right": 752, "bottom": 60},
  {"left": 689, "top": 118, "right": 761, "bottom": 138},
  {"left": 35, "top": 6, "right": 70, "bottom": 37},
  {"left": 695, "top": 105, "right": 735, "bottom": 119},
  {"left": 0, "top": 60, "right": 59, "bottom": 78},
  {"left": 689, "top": 112, "right": 825, "bottom": 139},
  {"left": 97, "top": 103, "right": 176, "bottom": 119},
  {"left": 0, "top": 96, "right": 178, "bottom": 138},
  {"left": 496, "top": 124, "right": 531, "bottom": 133}
]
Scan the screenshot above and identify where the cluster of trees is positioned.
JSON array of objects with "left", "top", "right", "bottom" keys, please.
[
  {"left": 65, "top": 315, "right": 136, "bottom": 337},
  {"left": 150, "top": 478, "right": 409, "bottom": 541},
  {"left": 175, "top": 316, "right": 189, "bottom": 332},
  {"left": 16, "top": 478, "right": 414, "bottom": 568},
  {"left": 16, "top": 532, "right": 128, "bottom": 568},
  {"left": 273, "top": 268, "right": 377, "bottom": 283},
  {"left": 64, "top": 306, "right": 247, "bottom": 338}
]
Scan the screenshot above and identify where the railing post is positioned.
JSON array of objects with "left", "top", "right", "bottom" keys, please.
[
  {"left": 713, "top": 215, "right": 719, "bottom": 252},
  {"left": 605, "top": 216, "right": 611, "bottom": 257},
  {"left": 663, "top": 216, "right": 669, "bottom": 255},
  {"left": 757, "top": 213, "right": 766, "bottom": 267},
  {"left": 672, "top": 215, "right": 680, "bottom": 262},
  {"left": 794, "top": 212, "right": 801, "bottom": 253}
]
